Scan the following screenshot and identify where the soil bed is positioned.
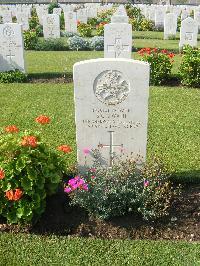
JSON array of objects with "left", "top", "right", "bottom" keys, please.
[{"left": 0, "top": 184, "right": 199, "bottom": 241}]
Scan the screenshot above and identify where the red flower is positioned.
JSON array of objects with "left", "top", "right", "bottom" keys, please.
[
  {"left": 57, "top": 145, "right": 72, "bottom": 153},
  {"left": 161, "top": 49, "right": 168, "bottom": 54},
  {"left": 153, "top": 48, "right": 158, "bottom": 52},
  {"left": 35, "top": 115, "right": 51, "bottom": 125},
  {"left": 21, "top": 136, "right": 38, "bottom": 148},
  {"left": 5, "top": 125, "right": 19, "bottom": 133},
  {"left": 168, "top": 53, "right": 175, "bottom": 58},
  {"left": 0, "top": 169, "right": 5, "bottom": 180},
  {"left": 6, "top": 188, "right": 23, "bottom": 201}
]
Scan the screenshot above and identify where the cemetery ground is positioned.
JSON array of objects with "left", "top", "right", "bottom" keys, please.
[{"left": 0, "top": 33, "right": 200, "bottom": 263}]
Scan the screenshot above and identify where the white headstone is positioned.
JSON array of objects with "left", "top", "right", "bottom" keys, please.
[
  {"left": 194, "top": 10, "right": 200, "bottom": 32},
  {"left": 2, "top": 11, "right": 12, "bottom": 23},
  {"left": 179, "top": 17, "right": 198, "bottom": 49},
  {"left": 64, "top": 11, "right": 77, "bottom": 33},
  {"left": 164, "top": 13, "right": 177, "bottom": 39},
  {"left": 111, "top": 5, "right": 129, "bottom": 23},
  {"left": 77, "top": 9, "right": 87, "bottom": 24},
  {"left": 53, "top": 8, "right": 62, "bottom": 16},
  {"left": 0, "top": 23, "right": 25, "bottom": 72},
  {"left": 104, "top": 6, "right": 132, "bottom": 59},
  {"left": 16, "top": 12, "right": 29, "bottom": 31},
  {"left": 43, "top": 14, "right": 60, "bottom": 39},
  {"left": 155, "top": 8, "right": 165, "bottom": 28},
  {"left": 73, "top": 58, "right": 150, "bottom": 171}
]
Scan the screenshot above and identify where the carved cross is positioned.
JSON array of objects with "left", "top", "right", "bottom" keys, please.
[
  {"left": 107, "top": 38, "right": 130, "bottom": 57},
  {"left": 98, "top": 131, "right": 123, "bottom": 167},
  {"left": 6, "top": 50, "right": 15, "bottom": 64}
]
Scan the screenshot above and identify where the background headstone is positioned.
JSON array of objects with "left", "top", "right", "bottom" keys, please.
[
  {"left": 43, "top": 14, "right": 60, "bottom": 39},
  {"left": 104, "top": 5, "right": 132, "bottom": 59},
  {"left": 0, "top": 23, "right": 25, "bottom": 72},
  {"left": 179, "top": 17, "right": 198, "bottom": 49}
]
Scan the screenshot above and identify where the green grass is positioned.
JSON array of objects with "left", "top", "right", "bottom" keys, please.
[
  {"left": 0, "top": 83, "right": 199, "bottom": 183},
  {"left": 0, "top": 233, "right": 199, "bottom": 265},
  {"left": 133, "top": 31, "right": 200, "bottom": 41},
  {"left": 25, "top": 50, "right": 181, "bottom": 76}
]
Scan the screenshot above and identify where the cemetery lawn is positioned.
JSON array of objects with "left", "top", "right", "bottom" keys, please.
[
  {"left": 0, "top": 83, "right": 199, "bottom": 183},
  {"left": 26, "top": 50, "right": 181, "bottom": 77},
  {"left": 0, "top": 233, "right": 199, "bottom": 266}
]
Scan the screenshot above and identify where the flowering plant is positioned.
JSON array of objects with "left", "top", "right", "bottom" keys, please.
[
  {"left": 77, "top": 23, "right": 92, "bottom": 37},
  {"left": 138, "top": 47, "right": 175, "bottom": 85},
  {"left": 179, "top": 46, "right": 200, "bottom": 88},
  {"left": 96, "top": 22, "right": 107, "bottom": 36},
  {"left": 0, "top": 115, "right": 72, "bottom": 224},
  {"left": 65, "top": 150, "right": 180, "bottom": 221}
]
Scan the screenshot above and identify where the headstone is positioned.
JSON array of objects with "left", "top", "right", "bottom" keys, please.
[
  {"left": 77, "top": 8, "right": 87, "bottom": 24},
  {"left": 43, "top": 14, "right": 60, "bottom": 39},
  {"left": 16, "top": 12, "right": 29, "bottom": 31},
  {"left": 104, "top": 6, "right": 132, "bottom": 59},
  {"left": 111, "top": 5, "right": 128, "bottom": 23},
  {"left": 155, "top": 8, "right": 165, "bottom": 28},
  {"left": 64, "top": 11, "right": 77, "bottom": 33},
  {"left": 164, "top": 13, "right": 177, "bottom": 39},
  {"left": 0, "top": 23, "right": 25, "bottom": 72},
  {"left": 73, "top": 58, "right": 150, "bottom": 171},
  {"left": 53, "top": 8, "right": 62, "bottom": 16},
  {"left": 2, "top": 11, "right": 12, "bottom": 23},
  {"left": 179, "top": 17, "right": 198, "bottom": 49},
  {"left": 36, "top": 6, "right": 48, "bottom": 25},
  {"left": 194, "top": 10, "right": 200, "bottom": 32}
]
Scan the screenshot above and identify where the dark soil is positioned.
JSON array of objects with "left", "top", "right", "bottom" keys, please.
[{"left": 1, "top": 185, "right": 199, "bottom": 241}]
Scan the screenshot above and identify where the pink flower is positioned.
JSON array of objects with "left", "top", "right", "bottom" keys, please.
[
  {"left": 64, "top": 187, "right": 72, "bottom": 193},
  {"left": 82, "top": 184, "right": 89, "bottom": 191},
  {"left": 91, "top": 175, "right": 95, "bottom": 179},
  {"left": 83, "top": 148, "right": 90, "bottom": 155},
  {"left": 144, "top": 180, "right": 149, "bottom": 187}
]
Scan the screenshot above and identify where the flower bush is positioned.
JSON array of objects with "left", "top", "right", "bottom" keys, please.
[
  {"left": 90, "top": 36, "right": 104, "bottom": 51},
  {"left": 77, "top": 23, "right": 92, "bottom": 37},
  {"left": 23, "top": 30, "right": 38, "bottom": 50},
  {"left": 138, "top": 47, "right": 175, "bottom": 85},
  {"left": 0, "top": 116, "right": 72, "bottom": 224},
  {"left": 68, "top": 36, "right": 89, "bottom": 51},
  {"left": 65, "top": 151, "right": 180, "bottom": 221},
  {"left": 29, "top": 8, "right": 43, "bottom": 36},
  {"left": 35, "top": 38, "right": 69, "bottom": 51},
  {"left": 96, "top": 22, "right": 107, "bottom": 36},
  {"left": 179, "top": 46, "right": 200, "bottom": 88},
  {"left": 0, "top": 70, "right": 27, "bottom": 83}
]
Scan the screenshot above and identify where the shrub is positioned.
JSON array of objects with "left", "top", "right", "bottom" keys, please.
[
  {"left": 77, "top": 23, "right": 92, "bottom": 37},
  {"left": 179, "top": 46, "right": 200, "bottom": 88},
  {"left": 90, "top": 36, "right": 104, "bottom": 51},
  {"left": 96, "top": 22, "right": 107, "bottom": 36},
  {"left": 48, "top": 2, "right": 59, "bottom": 14},
  {"left": 68, "top": 36, "right": 89, "bottom": 51},
  {"left": 0, "top": 70, "right": 27, "bottom": 83},
  {"left": 140, "top": 18, "right": 154, "bottom": 31},
  {"left": 0, "top": 116, "right": 71, "bottom": 224},
  {"left": 35, "top": 38, "right": 69, "bottom": 51},
  {"left": 23, "top": 30, "right": 38, "bottom": 50},
  {"left": 60, "top": 12, "right": 65, "bottom": 30},
  {"left": 65, "top": 155, "right": 180, "bottom": 221},
  {"left": 138, "top": 47, "right": 175, "bottom": 85},
  {"left": 126, "top": 6, "right": 143, "bottom": 20},
  {"left": 61, "top": 31, "right": 78, "bottom": 38},
  {"left": 87, "top": 17, "right": 98, "bottom": 28}
]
